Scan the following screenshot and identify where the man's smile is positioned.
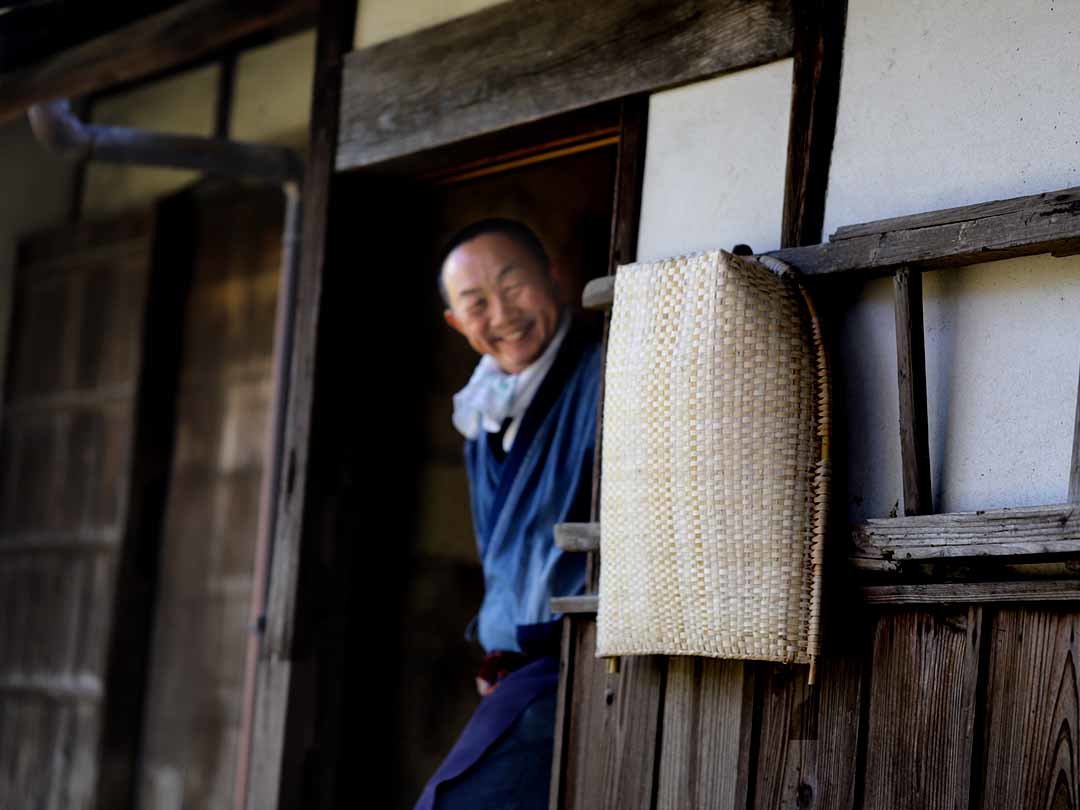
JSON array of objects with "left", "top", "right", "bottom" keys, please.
[{"left": 492, "top": 321, "right": 533, "bottom": 345}]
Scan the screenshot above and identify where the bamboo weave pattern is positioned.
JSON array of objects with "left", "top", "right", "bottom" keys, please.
[{"left": 597, "top": 250, "right": 829, "bottom": 664}]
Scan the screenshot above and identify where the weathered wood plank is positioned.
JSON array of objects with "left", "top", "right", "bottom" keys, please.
[
  {"left": 656, "top": 658, "right": 755, "bottom": 810},
  {"left": 862, "top": 609, "right": 982, "bottom": 810},
  {"left": 249, "top": 2, "right": 357, "bottom": 809},
  {"left": 753, "top": 654, "right": 866, "bottom": 810},
  {"left": 552, "top": 595, "right": 599, "bottom": 615},
  {"left": 337, "top": 0, "right": 794, "bottom": 170},
  {"left": 978, "top": 609, "right": 1080, "bottom": 810},
  {"left": 554, "top": 522, "right": 600, "bottom": 553},
  {"left": 587, "top": 95, "right": 649, "bottom": 594},
  {"left": 894, "top": 267, "right": 933, "bottom": 516},
  {"left": 780, "top": 0, "right": 847, "bottom": 249},
  {"left": 0, "top": 0, "right": 317, "bottom": 126},
  {"left": 584, "top": 186, "right": 1080, "bottom": 311},
  {"left": 852, "top": 503, "right": 1080, "bottom": 567},
  {"left": 559, "top": 619, "right": 665, "bottom": 810},
  {"left": 861, "top": 580, "right": 1080, "bottom": 606}
]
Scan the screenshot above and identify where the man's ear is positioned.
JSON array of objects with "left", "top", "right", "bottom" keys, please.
[{"left": 444, "top": 308, "right": 466, "bottom": 337}]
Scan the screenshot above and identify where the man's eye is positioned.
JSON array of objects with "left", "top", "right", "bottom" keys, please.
[{"left": 467, "top": 301, "right": 486, "bottom": 316}]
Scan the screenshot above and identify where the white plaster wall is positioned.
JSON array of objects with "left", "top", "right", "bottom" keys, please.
[
  {"left": 83, "top": 66, "right": 219, "bottom": 216},
  {"left": 231, "top": 30, "right": 316, "bottom": 148},
  {"left": 828, "top": 0, "right": 1080, "bottom": 520},
  {"left": 354, "top": 0, "right": 506, "bottom": 47},
  {"left": 636, "top": 59, "right": 794, "bottom": 261}
]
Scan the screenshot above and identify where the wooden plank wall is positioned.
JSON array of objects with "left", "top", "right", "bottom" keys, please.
[
  {"left": 562, "top": 603, "right": 1080, "bottom": 810},
  {"left": 135, "top": 187, "right": 283, "bottom": 810},
  {"left": 0, "top": 213, "right": 155, "bottom": 809}
]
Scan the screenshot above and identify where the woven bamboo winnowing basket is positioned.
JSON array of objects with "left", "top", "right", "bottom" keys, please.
[{"left": 597, "top": 250, "right": 830, "bottom": 674}]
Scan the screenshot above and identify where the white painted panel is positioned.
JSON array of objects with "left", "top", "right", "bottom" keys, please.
[
  {"left": 826, "top": 0, "right": 1080, "bottom": 236},
  {"left": 636, "top": 59, "right": 793, "bottom": 262},
  {"left": 828, "top": 0, "right": 1080, "bottom": 517},
  {"left": 231, "top": 30, "right": 316, "bottom": 148},
  {"left": 840, "top": 257, "right": 1080, "bottom": 523},
  {"left": 923, "top": 256, "right": 1080, "bottom": 513},
  {"left": 835, "top": 277, "right": 901, "bottom": 522},
  {"left": 354, "top": 0, "right": 507, "bottom": 48}
]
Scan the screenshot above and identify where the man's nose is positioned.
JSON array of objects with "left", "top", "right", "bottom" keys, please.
[{"left": 488, "top": 292, "right": 517, "bottom": 327}]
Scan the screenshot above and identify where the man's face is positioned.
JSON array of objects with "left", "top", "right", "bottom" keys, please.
[{"left": 442, "top": 232, "right": 562, "bottom": 374}]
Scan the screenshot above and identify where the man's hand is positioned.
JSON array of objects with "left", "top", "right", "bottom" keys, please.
[{"left": 476, "top": 676, "right": 498, "bottom": 697}]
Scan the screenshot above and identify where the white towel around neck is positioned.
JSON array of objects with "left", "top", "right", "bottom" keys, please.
[{"left": 452, "top": 312, "right": 570, "bottom": 452}]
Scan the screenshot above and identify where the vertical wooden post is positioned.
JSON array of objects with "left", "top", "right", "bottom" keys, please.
[
  {"left": 780, "top": 0, "right": 848, "bottom": 249},
  {"left": 894, "top": 266, "right": 933, "bottom": 516},
  {"left": 586, "top": 94, "right": 648, "bottom": 593},
  {"left": 1069, "top": 362, "right": 1080, "bottom": 501},
  {"left": 247, "top": 2, "right": 357, "bottom": 809}
]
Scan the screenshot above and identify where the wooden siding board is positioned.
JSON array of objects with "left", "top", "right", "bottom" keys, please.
[
  {"left": 656, "top": 658, "right": 755, "bottom": 810},
  {"left": 862, "top": 609, "right": 983, "bottom": 810},
  {"left": 753, "top": 654, "right": 865, "bottom": 810},
  {"left": 337, "top": 0, "right": 794, "bottom": 170},
  {"left": 978, "top": 608, "right": 1080, "bottom": 810},
  {"left": 559, "top": 620, "right": 665, "bottom": 810}
]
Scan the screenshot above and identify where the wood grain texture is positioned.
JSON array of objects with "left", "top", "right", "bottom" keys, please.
[
  {"left": 780, "top": 0, "right": 847, "bottom": 249},
  {"left": 978, "top": 609, "right": 1080, "bottom": 810},
  {"left": 862, "top": 609, "right": 983, "bottom": 810},
  {"left": 584, "top": 185, "right": 1080, "bottom": 310},
  {"left": 551, "top": 595, "right": 599, "bottom": 615},
  {"left": 337, "top": 0, "right": 793, "bottom": 170},
  {"left": 656, "top": 657, "right": 755, "bottom": 810},
  {"left": 554, "top": 522, "right": 601, "bottom": 553},
  {"left": 862, "top": 580, "right": 1080, "bottom": 606},
  {"left": 752, "top": 654, "right": 865, "bottom": 810},
  {"left": 0, "top": 210, "right": 156, "bottom": 810},
  {"left": 559, "top": 619, "right": 665, "bottom": 810},
  {"left": 894, "top": 267, "right": 933, "bottom": 517},
  {"left": 0, "top": 0, "right": 317, "bottom": 126},
  {"left": 852, "top": 503, "right": 1080, "bottom": 567},
  {"left": 588, "top": 95, "right": 649, "bottom": 593},
  {"left": 249, "top": 3, "right": 357, "bottom": 809}
]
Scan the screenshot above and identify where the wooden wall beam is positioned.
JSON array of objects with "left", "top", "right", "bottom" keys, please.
[
  {"left": 581, "top": 184, "right": 1080, "bottom": 309},
  {"left": 851, "top": 503, "right": 1080, "bottom": 567},
  {"left": 780, "top": 0, "right": 847, "bottom": 248},
  {"left": 337, "top": 0, "right": 794, "bottom": 171},
  {"left": 0, "top": 0, "right": 317, "bottom": 126},
  {"left": 893, "top": 267, "right": 933, "bottom": 516},
  {"left": 247, "top": 2, "right": 356, "bottom": 809}
]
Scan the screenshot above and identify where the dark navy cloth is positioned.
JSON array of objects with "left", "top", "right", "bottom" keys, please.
[
  {"left": 464, "top": 322, "right": 600, "bottom": 654},
  {"left": 414, "top": 623, "right": 562, "bottom": 810}
]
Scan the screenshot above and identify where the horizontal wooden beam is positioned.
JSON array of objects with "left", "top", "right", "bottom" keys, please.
[
  {"left": 0, "top": 0, "right": 317, "bottom": 125},
  {"left": 852, "top": 503, "right": 1080, "bottom": 570},
  {"left": 337, "top": 0, "right": 794, "bottom": 170},
  {"left": 556, "top": 579, "right": 1080, "bottom": 614},
  {"left": 860, "top": 580, "right": 1080, "bottom": 607},
  {"left": 555, "top": 522, "right": 601, "bottom": 552},
  {"left": 552, "top": 594, "right": 599, "bottom": 615},
  {"left": 582, "top": 185, "right": 1080, "bottom": 309}
]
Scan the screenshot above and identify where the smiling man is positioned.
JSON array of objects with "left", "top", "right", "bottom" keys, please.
[{"left": 415, "top": 219, "right": 600, "bottom": 810}]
